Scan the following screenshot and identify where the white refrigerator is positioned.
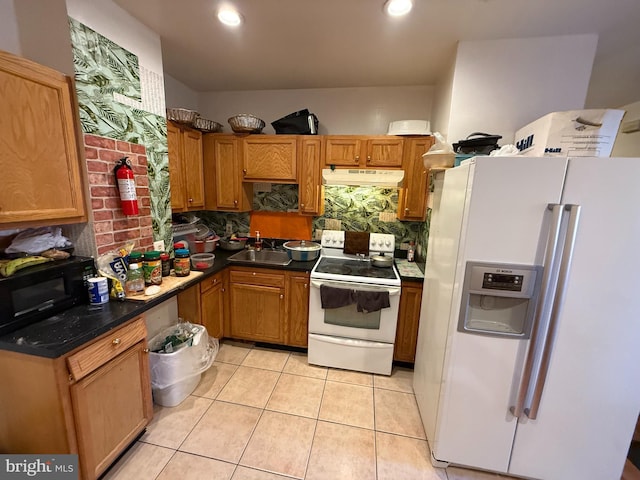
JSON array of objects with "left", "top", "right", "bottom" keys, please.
[{"left": 413, "top": 156, "right": 640, "bottom": 480}]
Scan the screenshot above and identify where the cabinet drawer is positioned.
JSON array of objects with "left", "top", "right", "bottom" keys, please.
[
  {"left": 200, "top": 273, "right": 224, "bottom": 293},
  {"left": 230, "top": 269, "right": 285, "bottom": 288},
  {"left": 67, "top": 317, "right": 147, "bottom": 381}
]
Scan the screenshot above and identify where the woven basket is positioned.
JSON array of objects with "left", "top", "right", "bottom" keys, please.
[{"left": 228, "top": 114, "right": 265, "bottom": 133}]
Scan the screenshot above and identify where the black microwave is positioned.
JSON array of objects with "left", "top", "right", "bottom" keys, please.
[{"left": 0, "top": 256, "right": 95, "bottom": 336}]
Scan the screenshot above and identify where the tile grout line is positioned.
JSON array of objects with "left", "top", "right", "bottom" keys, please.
[{"left": 301, "top": 373, "right": 327, "bottom": 480}]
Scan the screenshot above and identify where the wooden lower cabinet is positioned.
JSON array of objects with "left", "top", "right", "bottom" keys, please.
[
  {"left": 177, "top": 271, "right": 227, "bottom": 339},
  {"left": 394, "top": 281, "right": 423, "bottom": 363},
  {"left": 229, "top": 268, "right": 286, "bottom": 344},
  {"left": 0, "top": 317, "right": 152, "bottom": 480},
  {"left": 286, "top": 272, "right": 310, "bottom": 347}
]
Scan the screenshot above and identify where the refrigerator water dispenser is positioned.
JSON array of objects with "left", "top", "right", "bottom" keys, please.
[{"left": 458, "top": 262, "right": 542, "bottom": 338}]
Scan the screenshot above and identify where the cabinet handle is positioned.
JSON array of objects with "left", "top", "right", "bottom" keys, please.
[
  {"left": 367, "top": 155, "right": 371, "bottom": 162},
  {"left": 252, "top": 272, "right": 256, "bottom": 275},
  {"left": 304, "top": 283, "right": 308, "bottom": 289},
  {"left": 143, "top": 348, "right": 150, "bottom": 353},
  {"left": 234, "top": 200, "right": 238, "bottom": 205},
  {"left": 280, "top": 294, "right": 284, "bottom": 299},
  {"left": 300, "top": 203, "right": 305, "bottom": 209},
  {"left": 112, "top": 338, "right": 121, "bottom": 345},
  {"left": 405, "top": 207, "right": 410, "bottom": 213},
  {"left": 243, "top": 169, "right": 247, "bottom": 175},
  {"left": 188, "top": 197, "right": 193, "bottom": 202},
  {"left": 355, "top": 155, "right": 360, "bottom": 162}
]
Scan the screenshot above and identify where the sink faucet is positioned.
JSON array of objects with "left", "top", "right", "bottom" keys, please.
[{"left": 262, "top": 238, "right": 276, "bottom": 250}]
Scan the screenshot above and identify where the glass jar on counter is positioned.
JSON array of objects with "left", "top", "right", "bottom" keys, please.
[
  {"left": 160, "top": 252, "right": 171, "bottom": 277},
  {"left": 142, "top": 250, "right": 162, "bottom": 285},
  {"left": 174, "top": 249, "right": 191, "bottom": 277}
]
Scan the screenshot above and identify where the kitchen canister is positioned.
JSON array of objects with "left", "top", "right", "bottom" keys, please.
[
  {"left": 88, "top": 276, "right": 109, "bottom": 305},
  {"left": 143, "top": 251, "right": 163, "bottom": 285}
]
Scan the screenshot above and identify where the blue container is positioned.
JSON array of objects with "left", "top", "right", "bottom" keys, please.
[{"left": 88, "top": 277, "right": 109, "bottom": 304}]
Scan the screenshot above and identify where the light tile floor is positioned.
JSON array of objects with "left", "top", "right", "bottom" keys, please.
[{"left": 103, "top": 341, "right": 519, "bottom": 480}]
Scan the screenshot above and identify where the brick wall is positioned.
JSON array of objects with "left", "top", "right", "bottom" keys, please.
[{"left": 84, "top": 134, "right": 154, "bottom": 256}]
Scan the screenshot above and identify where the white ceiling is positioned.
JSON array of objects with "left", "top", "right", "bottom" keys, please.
[{"left": 114, "top": 0, "right": 640, "bottom": 102}]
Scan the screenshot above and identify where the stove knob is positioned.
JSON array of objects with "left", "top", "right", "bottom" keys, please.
[{"left": 385, "top": 239, "right": 391, "bottom": 247}]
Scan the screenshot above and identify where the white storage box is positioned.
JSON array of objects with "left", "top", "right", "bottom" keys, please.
[{"left": 515, "top": 109, "right": 624, "bottom": 157}]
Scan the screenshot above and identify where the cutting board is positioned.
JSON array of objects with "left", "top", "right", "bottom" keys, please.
[
  {"left": 125, "top": 270, "right": 203, "bottom": 302},
  {"left": 249, "top": 211, "right": 313, "bottom": 240}
]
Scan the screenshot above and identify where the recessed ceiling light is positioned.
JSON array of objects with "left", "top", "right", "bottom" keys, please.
[
  {"left": 384, "top": 0, "right": 413, "bottom": 17},
  {"left": 218, "top": 7, "right": 243, "bottom": 26}
]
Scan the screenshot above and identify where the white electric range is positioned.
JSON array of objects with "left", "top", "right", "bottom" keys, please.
[{"left": 307, "top": 230, "right": 401, "bottom": 375}]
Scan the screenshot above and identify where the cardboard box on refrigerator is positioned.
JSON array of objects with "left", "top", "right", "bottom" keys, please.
[{"left": 515, "top": 109, "right": 625, "bottom": 157}]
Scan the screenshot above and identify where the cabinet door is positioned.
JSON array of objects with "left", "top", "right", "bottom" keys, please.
[
  {"left": 203, "top": 135, "right": 251, "bottom": 211},
  {"left": 167, "top": 122, "right": 186, "bottom": 212},
  {"left": 200, "top": 272, "right": 226, "bottom": 339},
  {"left": 177, "top": 283, "right": 202, "bottom": 324},
  {"left": 286, "top": 272, "right": 309, "bottom": 347},
  {"left": 365, "top": 137, "right": 404, "bottom": 167},
  {"left": 242, "top": 136, "right": 297, "bottom": 182},
  {"left": 298, "top": 136, "right": 323, "bottom": 215},
  {"left": 0, "top": 51, "right": 86, "bottom": 227},
  {"left": 394, "top": 281, "right": 423, "bottom": 363},
  {"left": 398, "top": 137, "right": 434, "bottom": 221},
  {"left": 183, "top": 128, "right": 205, "bottom": 210},
  {"left": 229, "top": 269, "right": 285, "bottom": 343},
  {"left": 70, "top": 341, "right": 152, "bottom": 479},
  {"left": 324, "top": 136, "right": 362, "bottom": 167}
]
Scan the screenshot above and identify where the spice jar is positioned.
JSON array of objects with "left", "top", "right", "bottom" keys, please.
[
  {"left": 174, "top": 249, "right": 191, "bottom": 277},
  {"left": 160, "top": 252, "right": 171, "bottom": 277},
  {"left": 142, "top": 250, "right": 162, "bottom": 285}
]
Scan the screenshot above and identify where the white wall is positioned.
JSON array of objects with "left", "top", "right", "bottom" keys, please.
[
  {"left": 0, "top": 0, "right": 21, "bottom": 55},
  {"left": 446, "top": 34, "right": 598, "bottom": 145},
  {"left": 611, "top": 101, "right": 640, "bottom": 157},
  {"left": 430, "top": 54, "right": 456, "bottom": 141},
  {"left": 164, "top": 73, "right": 200, "bottom": 112},
  {"left": 196, "top": 86, "right": 434, "bottom": 135}
]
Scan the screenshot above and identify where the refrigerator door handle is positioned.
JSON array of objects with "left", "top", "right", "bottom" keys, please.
[
  {"left": 525, "top": 204, "right": 581, "bottom": 420},
  {"left": 510, "top": 203, "right": 564, "bottom": 418}
]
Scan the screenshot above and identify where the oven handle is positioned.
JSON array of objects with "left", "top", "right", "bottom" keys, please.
[
  {"left": 310, "top": 279, "right": 401, "bottom": 296},
  {"left": 309, "top": 333, "right": 393, "bottom": 348}
]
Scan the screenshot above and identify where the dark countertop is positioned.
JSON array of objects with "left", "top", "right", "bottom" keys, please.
[{"left": 0, "top": 249, "right": 318, "bottom": 359}]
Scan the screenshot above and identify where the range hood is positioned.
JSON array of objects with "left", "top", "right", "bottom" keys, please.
[{"left": 322, "top": 169, "right": 404, "bottom": 187}]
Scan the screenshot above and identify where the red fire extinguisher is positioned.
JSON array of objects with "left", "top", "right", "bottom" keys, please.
[{"left": 114, "top": 157, "right": 139, "bottom": 216}]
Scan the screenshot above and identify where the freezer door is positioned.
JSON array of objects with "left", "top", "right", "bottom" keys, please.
[
  {"left": 420, "top": 157, "right": 569, "bottom": 471},
  {"left": 509, "top": 157, "right": 640, "bottom": 480}
]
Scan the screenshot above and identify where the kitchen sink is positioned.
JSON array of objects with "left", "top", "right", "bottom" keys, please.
[{"left": 226, "top": 249, "right": 292, "bottom": 266}]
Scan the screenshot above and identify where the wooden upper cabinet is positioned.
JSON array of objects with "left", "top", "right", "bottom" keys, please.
[
  {"left": 298, "top": 136, "right": 323, "bottom": 215},
  {"left": 324, "top": 135, "right": 404, "bottom": 168},
  {"left": 398, "top": 136, "right": 434, "bottom": 221},
  {"left": 0, "top": 50, "right": 86, "bottom": 227},
  {"left": 203, "top": 134, "right": 252, "bottom": 212},
  {"left": 242, "top": 136, "right": 297, "bottom": 182},
  {"left": 167, "top": 121, "right": 204, "bottom": 212}
]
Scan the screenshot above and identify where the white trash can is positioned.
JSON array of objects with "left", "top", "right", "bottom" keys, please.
[{"left": 148, "top": 323, "right": 218, "bottom": 407}]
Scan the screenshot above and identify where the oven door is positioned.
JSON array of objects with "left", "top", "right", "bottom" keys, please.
[{"left": 308, "top": 279, "right": 401, "bottom": 343}]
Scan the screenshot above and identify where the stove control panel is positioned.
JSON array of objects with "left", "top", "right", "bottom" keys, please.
[{"left": 320, "top": 230, "right": 395, "bottom": 254}]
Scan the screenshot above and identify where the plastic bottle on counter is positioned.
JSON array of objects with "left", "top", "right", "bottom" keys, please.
[
  {"left": 125, "top": 263, "right": 145, "bottom": 295},
  {"left": 174, "top": 248, "right": 191, "bottom": 277},
  {"left": 407, "top": 241, "right": 415, "bottom": 262},
  {"left": 255, "top": 230, "right": 262, "bottom": 251}
]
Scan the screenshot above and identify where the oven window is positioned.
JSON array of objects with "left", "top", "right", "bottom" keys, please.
[
  {"left": 324, "top": 304, "right": 381, "bottom": 330},
  {"left": 12, "top": 278, "right": 67, "bottom": 316}
]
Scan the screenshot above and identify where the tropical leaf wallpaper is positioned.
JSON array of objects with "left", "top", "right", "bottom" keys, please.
[{"left": 68, "top": 18, "right": 172, "bottom": 250}]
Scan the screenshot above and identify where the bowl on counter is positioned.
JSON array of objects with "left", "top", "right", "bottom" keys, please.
[
  {"left": 283, "top": 240, "right": 321, "bottom": 262},
  {"left": 219, "top": 237, "right": 247, "bottom": 251},
  {"left": 190, "top": 253, "right": 215, "bottom": 270}
]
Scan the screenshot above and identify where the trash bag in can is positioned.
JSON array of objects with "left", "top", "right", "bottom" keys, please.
[{"left": 148, "top": 320, "right": 218, "bottom": 407}]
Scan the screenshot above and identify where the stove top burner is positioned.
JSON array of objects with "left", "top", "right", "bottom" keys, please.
[{"left": 321, "top": 265, "right": 353, "bottom": 275}]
